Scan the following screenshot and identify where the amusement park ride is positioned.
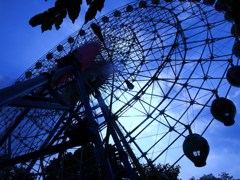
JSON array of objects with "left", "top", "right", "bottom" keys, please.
[{"left": 1, "top": 0, "right": 240, "bottom": 179}]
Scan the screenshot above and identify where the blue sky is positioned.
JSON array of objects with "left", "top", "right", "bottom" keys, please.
[
  {"left": 0, "top": 0, "right": 240, "bottom": 179},
  {"left": 0, "top": 0, "right": 128, "bottom": 88}
]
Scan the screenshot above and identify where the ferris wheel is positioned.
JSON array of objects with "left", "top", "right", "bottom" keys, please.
[{"left": 0, "top": 0, "right": 239, "bottom": 179}]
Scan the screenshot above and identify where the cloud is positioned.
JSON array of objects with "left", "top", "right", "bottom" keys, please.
[
  {"left": 233, "top": 89, "right": 240, "bottom": 98},
  {"left": 0, "top": 75, "right": 15, "bottom": 89}
]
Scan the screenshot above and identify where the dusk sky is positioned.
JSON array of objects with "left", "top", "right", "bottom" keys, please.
[{"left": 0, "top": 0, "right": 240, "bottom": 179}]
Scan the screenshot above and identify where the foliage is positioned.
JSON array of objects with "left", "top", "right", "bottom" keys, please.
[
  {"left": 44, "top": 144, "right": 180, "bottom": 179},
  {"left": 0, "top": 144, "right": 180, "bottom": 179},
  {"left": 143, "top": 163, "right": 180, "bottom": 180},
  {"left": 45, "top": 143, "right": 128, "bottom": 179},
  {"left": 192, "top": 172, "right": 238, "bottom": 180},
  {"left": 0, "top": 166, "right": 34, "bottom": 179},
  {"left": 199, "top": 173, "right": 219, "bottom": 180},
  {"left": 156, "top": 163, "right": 180, "bottom": 179},
  {"left": 45, "top": 144, "right": 100, "bottom": 179},
  {"left": 218, "top": 172, "right": 234, "bottom": 180},
  {"left": 29, "top": 0, "right": 105, "bottom": 32}
]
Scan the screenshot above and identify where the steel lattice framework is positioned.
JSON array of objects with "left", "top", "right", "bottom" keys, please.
[{"left": 0, "top": 0, "right": 238, "bottom": 179}]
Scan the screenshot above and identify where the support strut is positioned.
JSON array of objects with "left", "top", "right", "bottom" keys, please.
[{"left": 74, "top": 70, "right": 114, "bottom": 180}]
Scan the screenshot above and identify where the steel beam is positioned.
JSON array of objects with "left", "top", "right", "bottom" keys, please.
[{"left": 0, "top": 65, "right": 73, "bottom": 106}]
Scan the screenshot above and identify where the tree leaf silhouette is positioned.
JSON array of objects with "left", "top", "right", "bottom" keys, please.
[
  {"left": 91, "top": 23, "right": 104, "bottom": 41},
  {"left": 95, "top": 0, "right": 105, "bottom": 11},
  {"left": 29, "top": 12, "right": 48, "bottom": 27},
  {"left": 84, "top": 0, "right": 105, "bottom": 24},
  {"left": 66, "top": 0, "right": 82, "bottom": 23},
  {"left": 85, "top": 5, "right": 98, "bottom": 24},
  {"left": 30, "top": 0, "right": 105, "bottom": 32},
  {"left": 86, "top": 0, "right": 93, "bottom": 5},
  {"left": 55, "top": 16, "right": 63, "bottom": 30}
]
